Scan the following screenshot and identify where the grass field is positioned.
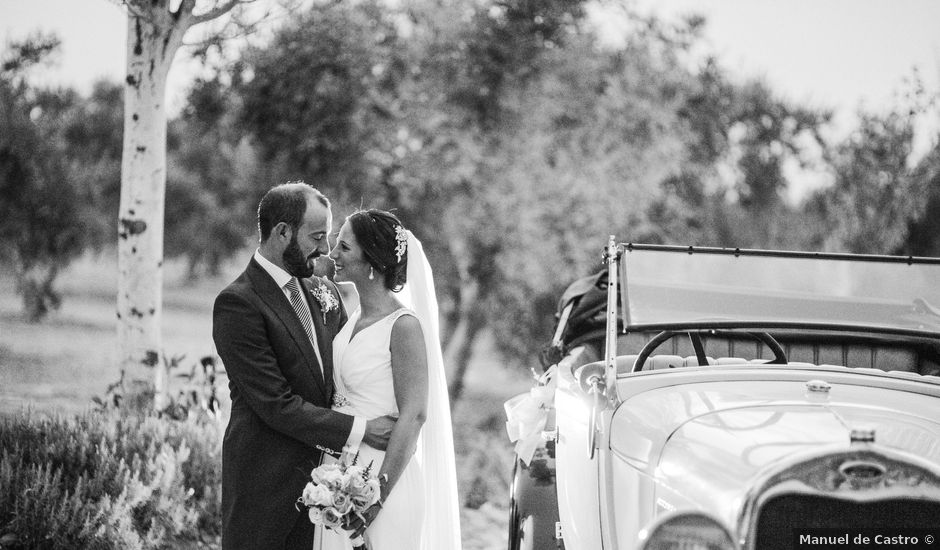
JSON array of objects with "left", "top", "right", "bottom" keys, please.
[{"left": 0, "top": 251, "right": 533, "bottom": 549}]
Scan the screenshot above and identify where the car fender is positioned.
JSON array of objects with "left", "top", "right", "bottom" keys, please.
[{"left": 508, "top": 413, "right": 564, "bottom": 550}]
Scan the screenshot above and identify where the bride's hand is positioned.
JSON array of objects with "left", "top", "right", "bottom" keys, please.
[{"left": 347, "top": 502, "right": 382, "bottom": 541}]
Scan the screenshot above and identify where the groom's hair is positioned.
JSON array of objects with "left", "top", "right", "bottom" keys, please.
[{"left": 258, "top": 182, "right": 330, "bottom": 242}]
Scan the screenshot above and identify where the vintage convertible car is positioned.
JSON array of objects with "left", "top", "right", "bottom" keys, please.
[{"left": 505, "top": 240, "right": 940, "bottom": 550}]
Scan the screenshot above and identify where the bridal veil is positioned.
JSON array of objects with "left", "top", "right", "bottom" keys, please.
[{"left": 398, "top": 231, "right": 462, "bottom": 549}]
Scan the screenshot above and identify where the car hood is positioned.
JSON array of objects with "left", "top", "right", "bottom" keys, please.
[{"left": 609, "top": 377, "right": 940, "bottom": 525}]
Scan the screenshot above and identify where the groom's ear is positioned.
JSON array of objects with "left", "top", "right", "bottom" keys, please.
[{"left": 274, "top": 222, "right": 292, "bottom": 242}]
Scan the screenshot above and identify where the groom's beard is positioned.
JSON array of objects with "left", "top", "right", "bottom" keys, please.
[{"left": 283, "top": 235, "right": 318, "bottom": 279}]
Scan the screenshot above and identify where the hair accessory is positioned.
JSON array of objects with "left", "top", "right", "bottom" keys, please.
[
  {"left": 394, "top": 226, "right": 407, "bottom": 263},
  {"left": 369, "top": 266, "right": 375, "bottom": 280}
]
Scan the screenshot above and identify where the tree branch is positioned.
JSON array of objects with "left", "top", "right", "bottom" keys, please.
[
  {"left": 180, "top": 1, "right": 278, "bottom": 48},
  {"left": 189, "top": 0, "right": 248, "bottom": 27},
  {"left": 121, "top": 0, "right": 156, "bottom": 23},
  {"left": 173, "top": 0, "right": 196, "bottom": 21}
]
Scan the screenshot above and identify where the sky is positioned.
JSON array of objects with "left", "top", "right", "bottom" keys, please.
[
  {"left": 625, "top": 0, "right": 940, "bottom": 131},
  {"left": 2, "top": 0, "right": 940, "bottom": 194},
  {"left": 3, "top": 0, "right": 938, "bottom": 113},
  {"left": 599, "top": 0, "right": 940, "bottom": 196},
  {"left": 2, "top": 0, "right": 127, "bottom": 90}
]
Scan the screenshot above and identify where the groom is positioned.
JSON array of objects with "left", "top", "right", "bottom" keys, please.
[{"left": 213, "top": 182, "right": 395, "bottom": 550}]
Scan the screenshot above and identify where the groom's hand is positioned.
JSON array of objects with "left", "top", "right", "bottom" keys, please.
[{"left": 362, "top": 415, "right": 396, "bottom": 450}]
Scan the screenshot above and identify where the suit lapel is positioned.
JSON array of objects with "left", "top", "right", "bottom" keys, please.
[{"left": 246, "top": 259, "right": 327, "bottom": 396}]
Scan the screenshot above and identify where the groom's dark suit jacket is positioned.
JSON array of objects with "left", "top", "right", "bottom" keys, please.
[{"left": 213, "top": 258, "right": 351, "bottom": 550}]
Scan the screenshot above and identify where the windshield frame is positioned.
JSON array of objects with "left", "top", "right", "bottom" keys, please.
[{"left": 617, "top": 243, "right": 940, "bottom": 338}]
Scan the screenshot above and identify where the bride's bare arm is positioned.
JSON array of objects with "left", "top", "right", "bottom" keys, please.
[{"left": 377, "top": 314, "right": 428, "bottom": 503}]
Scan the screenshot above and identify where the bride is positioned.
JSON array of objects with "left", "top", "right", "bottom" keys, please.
[{"left": 316, "top": 209, "right": 461, "bottom": 550}]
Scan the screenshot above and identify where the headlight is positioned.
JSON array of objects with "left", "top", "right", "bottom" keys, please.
[{"left": 638, "top": 511, "right": 735, "bottom": 550}]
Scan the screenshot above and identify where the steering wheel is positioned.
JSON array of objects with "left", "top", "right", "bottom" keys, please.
[{"left": 631, "top": 330, "right": 788, "bottom": 373}]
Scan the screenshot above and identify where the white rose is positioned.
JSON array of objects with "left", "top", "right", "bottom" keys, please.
[
  {"left": 308, "top": 484, "right": 334, "bottom": 507},
  {"left": 353, "top": 478, "right": 381, "bottom": 509},
  {"left": 347, "top": 472, "right": 366, "bottom": 492},
  {"left": 311, "top": 463, "right": 342, "bottom": 485},
  {"left": 321, "top": 507, "right": 343, "bottom": 530},
  {"left": 332, "top": 491, "right": 353, "bottom": 515},
  {"left": 320, "top": 468, "right": 345, "bottom": 487},
  {"left": 301, "top": 482, "right": 316, "bottom": 506},
  {"left": 308, "top": 507, "right": 324, "bottom": 525}
]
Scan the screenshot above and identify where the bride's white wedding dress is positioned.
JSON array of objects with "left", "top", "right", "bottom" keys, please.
[
  {"left": 317, "top": 307, "right": 425, "bottom": 550},
  {"left": 316, "top": 228, "right": 461, "bottom": 550}
]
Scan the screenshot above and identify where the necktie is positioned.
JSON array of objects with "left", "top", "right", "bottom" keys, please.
[{"left": 285, "top": 278, "right": 320, "bottom": 367}]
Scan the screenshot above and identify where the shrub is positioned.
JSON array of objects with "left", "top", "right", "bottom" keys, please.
[
  {"left": 0, "top": 410, "right": 222, "bottom": 549},
  {"left": 93, "top": 354, "right": 225, "bottom": 425}
]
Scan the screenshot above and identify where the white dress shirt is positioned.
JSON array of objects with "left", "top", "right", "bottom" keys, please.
[{"left": 254, "top": 249, "right": 365, "bottom": 449}]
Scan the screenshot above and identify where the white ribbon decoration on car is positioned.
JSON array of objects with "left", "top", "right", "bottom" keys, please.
[{"left": 504, "top": 347, "right": 585, "bottom": 465}]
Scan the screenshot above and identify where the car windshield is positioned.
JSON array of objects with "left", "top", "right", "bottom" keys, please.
[{"left": 619, "top": 246, "right": 940, "bottom": 336}]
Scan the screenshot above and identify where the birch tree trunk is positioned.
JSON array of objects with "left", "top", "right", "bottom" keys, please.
[{"left": 118, "top": 0, "right": 239, "bottom": 409}]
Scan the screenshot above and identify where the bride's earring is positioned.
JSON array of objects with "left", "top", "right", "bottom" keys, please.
[{"left": 369, "top": 266, "right": 375, "bottom": 280}]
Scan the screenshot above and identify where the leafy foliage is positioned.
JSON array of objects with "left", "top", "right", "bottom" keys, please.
[
  {"left": 165, "top": 76, "right": 256, "bottom": 278},
  {"left": 901, "top": 144, "right": 940, "bottom": 256},
  {"left": 731, "top": 81, "right": 830, "bottom": 211},
  {"left": 0, "top": 37, "right": 119, "bottom": 321},
  {"left": 0, "top": 410, "right": 221, "bottom": 549},
  {"left": 94, "top": 354, "right": 225, "bottom": 426},
  {"left": 4, "top": 1, "right": 939, "bottom": 389},
  {"left": 236, "top": 0, "right": 409, "bottom": 198},
  {"left": 220, "top": 0, "right": 935, "bottom": 387},
  {"left": 808, "top": 105, "right": 923, "bottom": 253},
  {"left": 0, "top": 36, "right": 93, "bottom": 321}
]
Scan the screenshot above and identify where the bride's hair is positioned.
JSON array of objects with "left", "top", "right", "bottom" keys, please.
[{"left": 347, "top": 209, "right": 408, "bottom": 292}]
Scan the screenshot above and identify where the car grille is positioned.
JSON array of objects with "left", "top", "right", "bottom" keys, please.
[{"left": 754, "top": 494, "right": 940, "bottom": 549}]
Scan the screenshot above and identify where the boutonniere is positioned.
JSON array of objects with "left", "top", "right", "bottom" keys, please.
[{"left": 311, "top": 283, "right": 339, "bottom": 323}]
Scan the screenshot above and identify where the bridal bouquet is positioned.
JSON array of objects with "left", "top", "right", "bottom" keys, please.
[{"left": 297, "top": 450, "right": 381, "bottom": 548}]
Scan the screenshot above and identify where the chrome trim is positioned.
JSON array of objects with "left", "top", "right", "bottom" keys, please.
[
  {"left": 736, "top": 444, "right": 940, "bottom": 549},
  {"left": 622, "top": 242, "right": 940, "bottom": 265},
  {"left": 805, "top": 380, "right": 831, "bottom": 393},
  {"left": 615, "top": 364, "right": 940, "bottom": 397},
  {"left": 850, "top": 427, "right": 876, "bottom": 444},
  {"left": 586, "top": 375, "right": 604, "bottom": 459},
  {"left": 604, "top": 235, "right": 620, "bottom": 402},
  {"left": 616, "top": 320, "right": 940, "bottom": 340},
  {"left": 804, "top": 379, "right": 832, "bottom": 403},
  {"left": 598, "top": 414, "right": 622, "bottom": 550},
  {"left": 839, "top": 460, "right": 886, "bottom": 483},
  {"left": 638, "top": 510, "right": 735, "bottom": 550}
]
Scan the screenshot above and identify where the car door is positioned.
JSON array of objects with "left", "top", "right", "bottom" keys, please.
[{"left": 553, "top": 346, "right": 604, "bottom": 549}]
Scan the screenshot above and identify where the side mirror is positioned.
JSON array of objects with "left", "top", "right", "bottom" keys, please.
[{"left": 575, "top": 362, "right": 605, "bottom": 393}]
